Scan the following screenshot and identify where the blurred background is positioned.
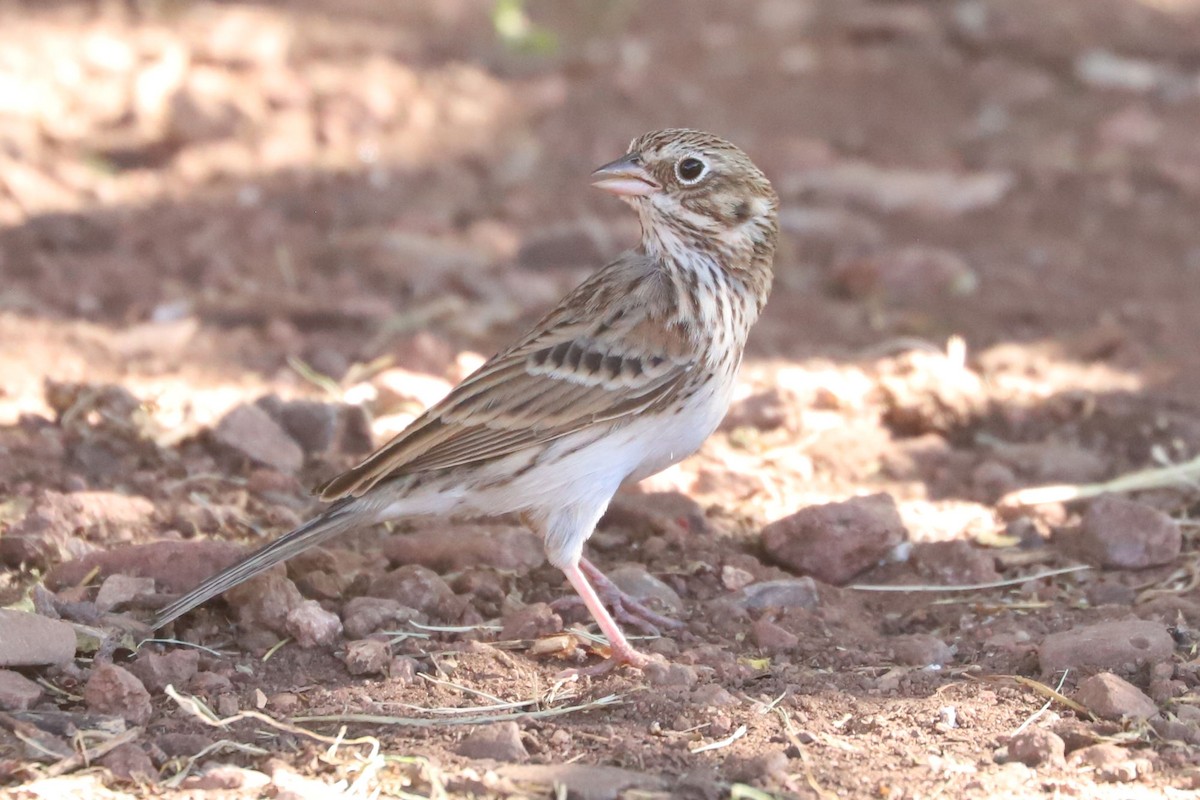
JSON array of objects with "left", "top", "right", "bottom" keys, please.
[{"left": 4, "top": 2, "right": 1200, "bottom": 795}]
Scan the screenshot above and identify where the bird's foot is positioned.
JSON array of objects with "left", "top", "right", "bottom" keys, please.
[
  {"left": 579, "top": 557, "right": 685, "bottom": 635},
  {"left": 554, "top": 638, "right": 651, "bottom": 679}
]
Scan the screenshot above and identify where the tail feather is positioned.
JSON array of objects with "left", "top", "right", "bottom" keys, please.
[{"left": 149, "top": 499, "right": 362, "bottom": 631}]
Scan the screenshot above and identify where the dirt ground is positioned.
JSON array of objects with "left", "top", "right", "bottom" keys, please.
[{"left": 3, "top": 1, "right": 1200, "bottom": 797}]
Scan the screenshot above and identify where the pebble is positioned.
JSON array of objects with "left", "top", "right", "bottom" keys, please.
[
  {"left": 381, "top": 523, "right": 544, "bottom": 572},
  {"left": 761, "top": 493, "right": 908, "bottom": 585},
  {"left": 500, "top": 602, "right": 563, "bottom": 641},
  {"left": 273, "top": 398, "right": 372, "bottom": 457},
  {"left": 1038, "top": 619, "right": 1174, "bottom": 674},
  {"left": 456, "top": 721, "right": 529, "bottom": 762},
  {"left": 607, "top": 565, "right": 683, "bottom": 614},
  {"left": 341, "top": 597, "right": 421, "bottom": 639},
  {"left": 0, "top": 610, "right": 77, "bottom": 667},
  {"left": 1006, "top": 728, "right": 1066, "bottom": 767},
  {"left": 1079, "top": 494, "right": 1181, "bottom": 569},
  {"left": 1074, "top": 673, "right": 1158, "bottom": 721},
  {"left": 129, "top": 648, "right": 200, "bottom": 693},
  {"left": 645, "top": 661, "right": 698, "bottom": 688},
  {"left": 737, "top": 578, "right": 820, "bottom": 610},
  {"left": 184, "top": 764, "right": 272, "bottom": 792},
  {"left": 45, "top": 540, "right": 243, "bottom": 595},
  {"left": 212, "top": 402, "right": 304, "bottom": 473},
  {"left": 285, "top": 600, "right": 343, "bottom": 648},
  {"left": 99, "top": 743, "right": 156, "bottom": 781},
  {"left": 84, "top": 664, "right": 152, "bottom": 725},
  {"left": 2, "top": 489, "right": 156, "bottom": 569},
  {"left": 721, "top": 387, "right": 792, "bottom": 431},
  {"left": 1068, "top": 743, "right": 1151, "bottom": 783},
  {"left": 879, "top": 351, "right": 987, "bottom": 435},
  {"left": 891, "top": 633, "right": 954, "bottom": 667},
  {"left": 912, "top": 540, "right": 1000, "bottom": 586},
  {"left": 225, "top": 571, "right": 304, "bottom": 634},
  {"left": 0, "top": 669, "right": 44, "bottom": 710},
  {"left": 343, "top": 639, "right": 391, "bottom": 676},
  {"left": 496, "top": 764, "right": 666, "bottom": 800},
  {"left": 94, "top": 574, "right": 156, "bottom": 612},
  {"left": 752, "top": 617, "right": 799, "bottom": 653},
  {"left": 369, "top": 565, "right": 463, "bottom": 620}
]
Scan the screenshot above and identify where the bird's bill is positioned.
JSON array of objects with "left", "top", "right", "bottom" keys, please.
[{"left": 591, "top": 154, "right": 659, "bottom": 196}]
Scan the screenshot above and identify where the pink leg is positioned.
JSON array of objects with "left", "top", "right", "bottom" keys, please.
[{"left": 559, "top": 562, "right": 649, "bottom": 676}]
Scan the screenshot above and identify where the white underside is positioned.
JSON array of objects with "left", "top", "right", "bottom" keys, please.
[{"left": 377, "top": 369, "right": 736, "bottom": 568}]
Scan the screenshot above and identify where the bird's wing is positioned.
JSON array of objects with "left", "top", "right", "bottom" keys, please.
[{"left": 318, "top": 256, "right": 695, "bottom": 501}]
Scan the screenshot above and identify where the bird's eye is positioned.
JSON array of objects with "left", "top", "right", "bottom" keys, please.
[{"left": 675, "top": 156, "right": 708, "bottom": 185}]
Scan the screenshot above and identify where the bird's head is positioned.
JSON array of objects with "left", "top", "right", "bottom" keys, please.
[{"left": 592, "top": 129, "right": 778, "bottom": 275}]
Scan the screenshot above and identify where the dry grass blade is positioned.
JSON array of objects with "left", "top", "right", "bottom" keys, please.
[
  {"left": 689, "top": 723, "right": 748, "bottom": 754},
  {"left": 1012, "top": 670, "right": 1070, "bottom": 736},
  {"left": 983, "top": 674, "right": 1089, "bottom": 715},
  {"left": 163, "top": 738, "right": 270, "bottom": 788},
  {"left": 296, "top": 693, "right": 623, "bottom": 728},
  {"left": 165, "top": 685, "right": 382, "bottom": 754},
  {"left": 1000, "top": 453, "right": 1200, "bottom": 507},
  {"left": 46, "top": 727, "right": 142, "bottom": 777},
  {"left": 849, "top": 565, "right": 1089, "bottom": 592}
]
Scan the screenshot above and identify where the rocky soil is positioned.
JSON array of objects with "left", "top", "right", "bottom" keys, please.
[{"left": 3, "top": 1, "right": 1200, "bottom": 797}]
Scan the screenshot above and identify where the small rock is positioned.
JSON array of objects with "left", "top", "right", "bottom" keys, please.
[
  {"left": 496, "top": 764, "right": 667, "bottom": 799},
  {"left": 343, "top": 639, "right": 391, "bottom": 676},
  {"left": 879, "top": 351, "right": 987, "bottom": 435},
  {"left": 184, "top": 764, "right": 272, "bottom": 792},
  {"left": 369, "top": 565, "right": 462, "bottom": 620},
  {"left": 500, "top": 602, "right": 563, "bottom": 641},
  {"left": 457, "top": 721, "right": 529, "bottom": 762},
  {"left": 993, "top": 442, "right": 1108, "bottom": 485},
  {"left": 0, "top": 670, "right": 43, "bottom": 710},
  {"left": 212, "top": 403, "right": 304, "bottom": 473},
  {"left": 1079, "top": 494, "right": 1181, "bottom": 569},
  {"left": 606, "top": 565, "right": 682, "bottom": 615},
  {"left": 1074, "top": 673, "right": 1158, "bottom": 721},
  {"left": 270, "top": 692, "right": 300, "bottom": 714},
  {"left": 1007, "top": 728, "right": 1066, "bottom": 767},
  {"left": 912, "top": 541, "right": 1000, "bottom": 585},
  {"left": 726, "top": 749, "right": 790, "bottom": 784},
  {"left": 737, "top": 578, "right": 820, "bottom": 610},
  {"left": 691, "top": 683, "right": 738, "bottom": 707},
  {"left": 1068, "top": 743, "right": 1150, "bottom": 783},
  {"left": 761, "top": 494, "right": 908, "bottom": 585},
  {"left": 84, "top": 664, "right": 152, "bottom": 725},
  {"left": 645, "top": 662, "right": 698, "bottom": 688},
  {"left": 600, "top": 491, "right": 709, "bottom": 537},
  {"left": 158, "top": 733, "right": 213, "bottom": 757},
  {"left": 721, "top": 387, "right": 792, "bottom": 431},
  {"left": 1039, "top": 619, "right": 1174, "bottom": 675},
  {"left": 752, "top": 618, "right": 798, "bottom": 653},
  {"left": 834, "top": 246, "right": 978, "bottom": 304},
  {"left": 94, "top": 574, "right": 156, "bottom": 612},
  {"left": 189, "top": 671, "right": 234, "bottom": 699},
  {"left": 784, "top": 161, "right": 1014, "bottom": 217},
  {"left": 224, "top": 571, "right": 304, "bottom": 635},
  {"left": 129, "top": 649, "right": 200, "bottom": 693},
  {"left": 371, "top": 368, "right": 453, "bottom": 412},
  {"left": 0, "top": 610, "right": 76, "bottom": 667},
  {"left": 99, "top": 743, "right": 156, "bottom": 782},
  {"left": 285, "top": 600, "right": 343, "bottom": 649},
  {"left": 891, "top": 633, "right": 954, "bottom": 667},
  {"left": 45, "top": 540, "right": 243, "bottom": 595},
  {"left": 2, "top": 490, "right": 157, "bottom": 569},
  {"left": 389, "top": 656, "right": 419, "bottom": 684},
  {"left": 381, "top": 523, "right": 544, "bottom": 572},
  {"left": 273, "top": 399, "right": 372, "bottom": 457},
  {"left": 341, "top": 597, "right": 420, "bottom": 639},
  {"left": 720, "top": 564, "right": 756, "bottom": 591}
]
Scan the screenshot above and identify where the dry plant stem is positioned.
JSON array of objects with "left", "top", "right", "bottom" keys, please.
[{"left": 1000, "top": 453, "right": 1200, "bottom": 506}]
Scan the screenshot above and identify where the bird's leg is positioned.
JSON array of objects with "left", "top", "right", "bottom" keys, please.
[
  {"left": 557, "top": 562, "right": 649, "bottom": 676},
  {"left": 578, "top": 557, "right": 685, "bottom": 634}
]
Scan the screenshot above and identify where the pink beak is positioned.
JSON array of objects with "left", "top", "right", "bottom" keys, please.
[{"left": 591, "top": 153, "right": 659, "bottom": 197}]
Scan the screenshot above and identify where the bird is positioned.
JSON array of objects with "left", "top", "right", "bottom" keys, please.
[{"left": 150, "top": 129, "right": 779, "bottom": 675}]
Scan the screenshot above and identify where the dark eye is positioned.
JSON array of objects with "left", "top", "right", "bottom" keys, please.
[{"left": 675, "top": 156, "right": 707, "bottom": 184}]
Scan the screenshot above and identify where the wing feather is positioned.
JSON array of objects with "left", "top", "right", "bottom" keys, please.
[{"left": 318, "top": 255, "right": 694, "bottom": 501}]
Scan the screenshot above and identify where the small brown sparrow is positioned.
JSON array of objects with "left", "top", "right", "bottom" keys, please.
[{"left": 151, "top": 129, "right": 779, "bottom": 674}]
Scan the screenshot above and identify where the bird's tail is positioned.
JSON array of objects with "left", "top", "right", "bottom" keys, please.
[{"left": 149, "top": 499, "right": 363, "bottom": 631}]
